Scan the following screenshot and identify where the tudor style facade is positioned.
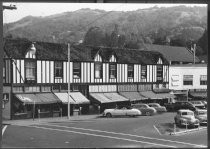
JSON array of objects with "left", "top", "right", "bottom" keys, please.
[{"left": 3, "top": 38, "right": 171, "bottom": 119}]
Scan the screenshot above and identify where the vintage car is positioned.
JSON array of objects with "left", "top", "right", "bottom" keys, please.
[
  {"left": 131, "top": 104, "right": 157, "bottom": 116},
  {"left": 194, "top": 109, "right": 207, "bottom": 125},
  {"left": 174, "top": 109, "right": 200, "bottom": 127},
  {"left": 103, "top": 107, "right": 141, "bottom": 118},
  {"left": 148, "top": 103, "right": 167, "bottom": 113},
  {"left": 189, "top": 101, "right": 206, "bottom": 109},
  {"left": 200, "top": 100, "right": 207, "bottom": 109}
]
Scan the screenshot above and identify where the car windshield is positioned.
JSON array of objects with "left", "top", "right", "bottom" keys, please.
[
  {"left": 150, "top": 104, "right": 159, "bottom": 107},
  {"left": 182, "top": 112, "right": 193, "bottom": 116}
]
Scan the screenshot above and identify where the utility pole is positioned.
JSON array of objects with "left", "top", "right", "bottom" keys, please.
[
  {"left": 193, "top": 44, "right": 196, "bottom": 64},
  {"left": 1, "top": 3, "right": 17, "bottom": 148},
  {"left": 67, "top": 43, "right": 70, "bottom": 119}
]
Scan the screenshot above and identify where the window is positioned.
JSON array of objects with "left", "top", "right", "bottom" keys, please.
[
  {"left": 109, "top": 63, "right": 117, "bottom": 78},
  {"left": 54, "top": 61, "right": 63, "bottom": 78},
  {"left": 128, "top": 64, "right": 134, "bottom": 78},
  {"left": 73, "top": 62, "right": 81, "bottom": 78},
  {"left": 183, "top": 75, "right": 193, "bottom": 85},
  {"left": 25, "top": 86, "right": 40, "bottom": 92},
  {"left": 95, "top": 62, "right": 102, "bottom": 78},
  {"left": 200, "top": 75, "right": 207, "bottom": 85},
  {"left": 141, "top": 65, "right": 147, "bottom": 79},
  {"left": 157, "top": 65, "right": 163, "bottom": 82},
  {"left": 25, "top": 60, "right": 36, "bottom": 82},
  {"left": 3, "top": 61, "right": 5, "bottom": 83}
]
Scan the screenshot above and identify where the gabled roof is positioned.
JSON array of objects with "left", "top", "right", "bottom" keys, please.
[
  {"left": 143, "top": 44, "right": 200, "bottom": 63},
  {"left": 3, "top": 38, "right": 169, "bottom": 64}
]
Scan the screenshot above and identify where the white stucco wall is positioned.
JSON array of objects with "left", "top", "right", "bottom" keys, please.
[{"left": 169, "top": 64, "right": 207, "bottom": 90}]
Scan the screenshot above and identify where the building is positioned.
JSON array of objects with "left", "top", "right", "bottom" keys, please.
[
  {"left": 169, "top": 64, "right": 207, "bottom": 101},
  {"left": 144, "top": 44, "right": 200, "bottom": 65},
  {"left": 3, "top": 38, "right": 174, "bottom": 120}
]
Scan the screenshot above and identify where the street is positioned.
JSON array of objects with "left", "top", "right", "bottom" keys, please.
[{"left": 2, "top": 112, "right": 207, "bottom": 148}]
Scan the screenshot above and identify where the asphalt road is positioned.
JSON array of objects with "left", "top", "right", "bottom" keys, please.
[{"left": 2, "top": 112, "right": 207, "bottom": 148}]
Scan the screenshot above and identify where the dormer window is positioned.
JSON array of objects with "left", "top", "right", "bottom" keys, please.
[
  {"left": 157, "top": 58, "right": 163, "bottom": 64},
  {"left": 25, "top": 43, "right": 36, "bottom": 59},
  {"left": 128, "top": 64, "right": 134, "bottom": 78},
  {"left": 95, "top": 62, "right": 102, "bottom": 79},
  {"left": 25, "top": 60, "right": 36, "bottom": 83},
  {"left": 54, "top": 61, "right": 63, "bottom": 78}
]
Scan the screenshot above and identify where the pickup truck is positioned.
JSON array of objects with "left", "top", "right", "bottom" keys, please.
[{"left": 164, "top": 101, "right": 197, "bottom": 112}]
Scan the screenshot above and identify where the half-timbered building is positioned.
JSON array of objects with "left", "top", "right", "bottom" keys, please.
[{"left": 3, "top": 38, "right": 173, "bottom": 119}]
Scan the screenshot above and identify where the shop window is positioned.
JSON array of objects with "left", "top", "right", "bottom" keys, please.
[
  {"left": 54, "top": 61, "right": 63, "bottom": 78},
  {"left": 13, "top": 87, "right": 24, "bottom": 93},
  {"left": 183, "top": 75, "right": 193, "bottom": 85},
  {"left": 141, "top": 65, "right": 147, "bottom": 79},
  {"left": 95, "top": 62, "right": 102, "bottom": 79},
  {"left": 25, "top": 60, "right": 36, "bottom": 83},
  {"left": 109, "top": 63, "right": 117, "bottom": 79},
  {"left": 200, "top": 75, "right": 207, "bottom": 85},
  {"left": 73, "top": 62, "right": 81, "bottom": 78},
  {"left": 73, "top": 85, "right": 79, "bottom": 91},
  {"left": 25, "top": 86, "right": 40, "bottom": 92},
  {"left": 157, "top": 65, "right": 163, "bottom": 82},
  {"left": 128, "top": 64, "right": 134, "bottom": 78},
  {"left": 41, "top": 86, "right": 51, "bottom": 92}
]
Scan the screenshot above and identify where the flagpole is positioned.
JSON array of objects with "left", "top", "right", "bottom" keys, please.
[{"left": 68, "top": 43, "right": 70, "bottom": 119}]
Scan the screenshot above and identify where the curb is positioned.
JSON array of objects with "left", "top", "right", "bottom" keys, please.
[{"left": 170, "top": 126, "right": 207, "bottom": 135}]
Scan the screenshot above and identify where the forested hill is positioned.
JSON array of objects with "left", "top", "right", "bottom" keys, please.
[{"left": 3, "top": 5, "right": 207, "bottom": 57}]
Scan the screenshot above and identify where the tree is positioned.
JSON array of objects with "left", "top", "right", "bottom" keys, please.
[
  {"left": 83, "top": 26, "right": 104, "bottom": 47},
  {"left": 197, "top": 29, "right": 207, "bottom": 55}
]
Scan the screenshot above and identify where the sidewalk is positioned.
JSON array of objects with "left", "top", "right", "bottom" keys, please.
[{"left": 3, "top": 114, "right": 100, "bottom": 126}]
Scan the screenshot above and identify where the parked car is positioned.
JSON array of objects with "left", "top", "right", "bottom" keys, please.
[
  {"left": 148, "top": 103, "right": 167, "bottom": 113},
  {"left": 200, "top": 100, "right": 207, "bottom": 109},
  {"left": 131, "top": 104, "right": 156, "bottom": 116},
  {"left": 194, "top": 109, "right": 207, "bottom": 125},
  {"left": 189, "top": 101, "right": 206, "bottom": 109},
  {"left": 174, "top": 109, "right": 200, "bottom": 127},
  {"left": 164, "top": 101, "right": 197, "bottom": 112},
  {"left": 103, "top": 107, "right": 141, "bottom": 118}
]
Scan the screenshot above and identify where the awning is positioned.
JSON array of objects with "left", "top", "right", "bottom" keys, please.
[
  {"left": 189, "top": 92, "right": 207, "bottom": 98},
  {"left": 119, "top": 92, "right": 147, "bottom": 101},
  {"left": 54, "top": 92, "right": 76, "bottom": 104},
  {"left": 15, "top": 93, "right": 61, "bottom": 104},
  {"left": 140, "top": 91, "right": 175, "bottom": 99},
  {"left": 90, "top": 93, "right": 113, "bottom": 104},
  {"left": 69, "top": 92, "right": 90, "bottom": 104},
  {"left": 15, "top": 94, "right": 43, "bottom": 104},
  {"left": 103, "top": 93, "right": 129, "bottom": 102}
]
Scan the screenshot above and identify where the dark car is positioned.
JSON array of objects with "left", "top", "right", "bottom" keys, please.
[{"left": 165, "top": 101, "right": 197, "bottom": 112}]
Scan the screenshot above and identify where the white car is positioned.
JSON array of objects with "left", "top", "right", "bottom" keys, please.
[
  {"left": 103, "top": 107, "right": 141, "bottom": 118},
  {"left": 194, "top": 109, "right": 207, "bottom": 125},
  {"left": 174, "top": 109, "right": 200, "bottom": 127},
  {"left": 189, "top": 101, "right": 206, "bottom": 109},
  {"left": 148, "top": 103, "right": 167, "bottom": 113}
]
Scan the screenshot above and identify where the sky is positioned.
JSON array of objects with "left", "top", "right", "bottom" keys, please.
[{"left": 3, "top": 3, "right": 207, "bottom": 23}]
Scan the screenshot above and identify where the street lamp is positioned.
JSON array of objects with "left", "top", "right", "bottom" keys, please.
[{"left": 67, "top": 43, "right": 70, "bottom": 119}]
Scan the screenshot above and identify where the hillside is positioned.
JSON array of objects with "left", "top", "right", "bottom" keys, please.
[{"left": 3, "top": 6, "right": 207, "bottom": 45}]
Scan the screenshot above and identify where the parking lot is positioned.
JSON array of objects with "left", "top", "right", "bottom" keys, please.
[{"left": 2, "top": 112, "right": 207, "bottom": 148}]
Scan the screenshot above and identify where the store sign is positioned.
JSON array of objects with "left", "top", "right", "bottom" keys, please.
[{"left": 2, "top": 93, "right": 9, "bottom": 109}]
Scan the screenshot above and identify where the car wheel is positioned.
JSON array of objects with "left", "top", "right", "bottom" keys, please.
[
  {"left": 106, "top": 113, "right": 112, "bottom": 118},
  {"left": 145, "top": 112, "right": 151, "bottom": 116}
]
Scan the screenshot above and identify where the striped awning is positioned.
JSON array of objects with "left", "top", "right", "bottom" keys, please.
[
  {"left": 103, "top": 93, "right": 129, "bottom": 102},
  {"left": 69, "top": 92, "right": 90, "bottom": 104},
  {"left": 140, "top": 91, "right": 175, "bottom": 99},
  {"left": 15, "top": 93, "right": 61, "bottom": 104},
  {"left": 54, "top": 92, "right": 90, "bottom": 104},
  {"left": 90, "top": 93, "right": 113, "bottom": 104},
  {"left": 189, "top": 92, "right": 207, "bottom": 98},
  {"left": 54, "top": 92, "right": 76, "bottom": 104},
  {"left": 119, "top": 92, "right": 147, "bottom": 101}
]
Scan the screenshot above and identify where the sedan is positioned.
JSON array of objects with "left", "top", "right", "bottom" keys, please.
[
  {"left": 103, "top": 107, "right": 141, "bottom": 118},
  {"left": 148, "top": 103, "right": 167, "bottom": 113},
  {"left": 189, "top": 101, "right": 206, "bottom": 109},
  {"left": 174, "top": 109, "right": 200, "bottom": 127},
  {"left": 131, "top": 104, "right": 156, "bottom": 116},
  {"left": 194, "top": 109, "right": 207, "bottom": 125}
]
